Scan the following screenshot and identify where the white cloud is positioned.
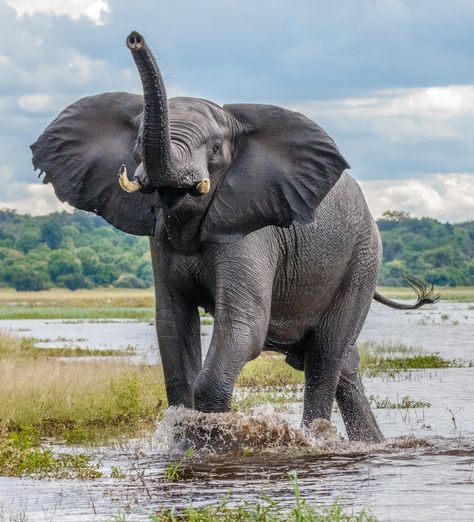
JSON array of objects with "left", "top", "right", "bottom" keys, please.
[
  {"left": 0, "top": 183, "right": 71, "bottom": 215},
  {"left": 18, "top": 94, "right": 55, "bottom": 112},
  {"left": 288, "top": 85, "right": 474, "bottom": 142},
  {"left": 6, "top": 0, "right": 110, "bottom": 25},
  {"left": 360, "top": 173, "right": 474, "bottom": 222},
  {"left": 0, "top": 166, "right": 71, "bottom": 214}
]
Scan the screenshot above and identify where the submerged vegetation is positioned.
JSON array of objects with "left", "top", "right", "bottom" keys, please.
[
  {"left": 152, "top": 473, "right": 377, "bottom": 521},
  {"left": 0, "top": 427, "right": 101, "bottom": 478},
  {"left": 358, "top": 342, "right": 456, "bottom": 376}
]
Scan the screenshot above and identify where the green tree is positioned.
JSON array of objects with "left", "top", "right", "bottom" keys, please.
[{"left": 48, "top": 249, "right": 82, "bottom": 284}]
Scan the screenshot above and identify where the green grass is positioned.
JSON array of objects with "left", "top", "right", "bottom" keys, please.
[
  {"left": 151, "top": 473, "right": 377, "bottom": 521},
  {"left": 0, "top": 332, "right": 167, "bottom": 444},
  {"left": 359, "top": 342, "right": 454, "bottom": 376},
  {"left": 237, "top": 343, "right": 457, "bottom": 390},
  {"left": 163, "top": 448, "right": 195, "bottom": 481},
  {"left": 0, "top": 426, "right": 101, "bottom": 478},
  {"left": 237, "top": 355, "right": 304, "bottom": 389}
]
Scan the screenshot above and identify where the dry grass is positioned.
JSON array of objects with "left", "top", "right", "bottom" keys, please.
[
  {"left": 377, "top": 285, "right": 474, "bottom": 302},
  {"left": 0, "top": 288, "right": 155, "bottom": 319},
  {"left": 0, "top": 331, "right": 166, "bottom": 442},
  {"left": 0, "top": 285, "right": 472, "bottom": 320},
  {"left": 237, "top": 354, "right": 304, "bottom": 389},
  {"left": 0, "top": 288, "right": 154, "bottom": 308}
]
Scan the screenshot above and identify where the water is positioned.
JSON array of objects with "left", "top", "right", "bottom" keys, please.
[
  {"left": 1, "top": 301, "right": 472, "bottom": 364},
  {"left": 0, "top": 301, "right": 473, "bottom": 521}
]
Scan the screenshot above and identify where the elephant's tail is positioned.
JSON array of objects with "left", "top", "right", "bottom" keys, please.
[{"left": 373, "top": 276, "right": 440, "bottom": 310}]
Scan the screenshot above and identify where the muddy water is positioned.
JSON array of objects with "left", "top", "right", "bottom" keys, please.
[{"left": 0, "top": 301, "right": 473, "bottom": 521}]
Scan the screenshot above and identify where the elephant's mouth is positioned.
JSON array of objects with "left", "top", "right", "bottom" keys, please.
[{"left": 118, "top": 164, "right": 210, "bottom": 196}]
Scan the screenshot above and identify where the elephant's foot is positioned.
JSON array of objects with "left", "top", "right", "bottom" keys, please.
[{"left": 336, "top": 371, "right": 384, "bottom": 444}]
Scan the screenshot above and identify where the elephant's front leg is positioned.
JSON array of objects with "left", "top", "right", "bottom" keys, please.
[
  {"left": 193, "top": 285, "right": 272, "bottom": 412},
  {"left": 156, "top": 296, "right": 201, "bottom": 409}
]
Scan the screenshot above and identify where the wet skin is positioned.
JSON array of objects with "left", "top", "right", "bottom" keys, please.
[{"left": 31, "top": 32, "right": 434, "bottom": 443}]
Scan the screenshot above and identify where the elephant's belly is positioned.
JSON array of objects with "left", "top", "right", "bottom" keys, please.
[{"left": 266, "top": 312, "right": 319, "bottom": 345}]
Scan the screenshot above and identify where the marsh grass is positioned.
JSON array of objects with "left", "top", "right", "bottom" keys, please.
[
  {"left": 0, "top": 331, "right": 457, "bottom": 446},
  {"left": 358, "top": 342, "right": 454, "bottom": 376},
  {"left": 369, "top": 395, "right": 431, "bottom": 409},
  {"left": 0, "top": 332, "right": 166, "bottom": 443},
  {"left": 0, "top": 426, "right": 102, "bottom": 478},
  {"left": 237, "top": 342, "right": 455, "bottom": 390},
  {"left": 233, "top": 389, "right": 302, "bottom": 412},
  {"left": 152, "top": 473, "right": 377, "bottom": 521},
  {"left": 163, "top": 448, "right": 195, "bottom": 481},
  {"left": 0, "top": 288, "right": 155, "bottom": 319},
  {"left": 237, "top": 355, "right": 304, "bottom": 388},
  {"left": 0, "top": 335, "right": 135, "bottom": 358}
]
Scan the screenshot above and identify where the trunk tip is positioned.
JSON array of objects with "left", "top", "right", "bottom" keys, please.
[{"left": 127, "top": 31, "right": 145, "bottom": 51}]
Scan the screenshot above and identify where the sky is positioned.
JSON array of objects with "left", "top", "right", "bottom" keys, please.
[{"left": 0, "top": 0, "right": 473, "bottom": 222}]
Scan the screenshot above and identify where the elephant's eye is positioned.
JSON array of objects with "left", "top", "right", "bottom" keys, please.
[{"left": 212, "top": 144, "right": 220, "bottom": 155}]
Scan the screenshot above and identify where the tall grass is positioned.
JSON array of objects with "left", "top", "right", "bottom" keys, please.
[
  {"left": 0, "top": 332, "right": 166, "bottom": 442},
  {"left": 237, "top": 354, "right": 304, "bottom": 388}
]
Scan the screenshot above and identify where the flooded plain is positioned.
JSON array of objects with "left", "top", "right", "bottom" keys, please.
[{"left": 0, "top": 300, "right": 473, "bottom": 521}]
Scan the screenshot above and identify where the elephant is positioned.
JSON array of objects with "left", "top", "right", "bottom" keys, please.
[{"left": 31, "top": 31, "right": 438, "bottom": 443}]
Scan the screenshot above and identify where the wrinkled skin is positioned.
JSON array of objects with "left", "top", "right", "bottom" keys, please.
[
  {"left": 31, "top": 32, "right": 436, "bottom": 443},
  {"left": 152, "top": 173, "right": 383, "bottom": 442}
]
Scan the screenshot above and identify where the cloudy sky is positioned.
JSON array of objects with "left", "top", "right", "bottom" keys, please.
[{"left": 1, "top": 0, "right": 473, "bottom": 221}]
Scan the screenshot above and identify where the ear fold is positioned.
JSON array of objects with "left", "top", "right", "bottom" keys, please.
[
  {"left": 31, "top": 92, "right": 158, "bottom": 236},
  {"left": 200, "top": 104, "right": 349, "bottom": 243}
]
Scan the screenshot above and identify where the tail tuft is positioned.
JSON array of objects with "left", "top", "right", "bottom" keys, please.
[
  {"left": 374, "top": 276, "right": 440, "bottom": 310},
  {"left": 405, "top": 276, "right": 440, "bottom": 306}
]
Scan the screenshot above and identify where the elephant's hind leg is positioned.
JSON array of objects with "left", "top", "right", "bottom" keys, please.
[
  {"left": 302, "top": 266, "right": 383, "bottom": 442},
  {"left": 336, "top": 343, "right": 384, "bottom": 443}
]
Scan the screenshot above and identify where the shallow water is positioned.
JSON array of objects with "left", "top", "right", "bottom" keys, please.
[
  {"left": 1, "top": 301, "right": 472, "bottom": 363},
  {"left": 0, "top": 301, "right": 473, "bottom": 521}
]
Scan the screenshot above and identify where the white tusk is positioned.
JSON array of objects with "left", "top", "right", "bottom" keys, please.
[
  {"left": 195, "top": 178, "right": 210, "bottom": 194},
  {"left": 118, "top": 164, "right": 141, "bottom": 193}
]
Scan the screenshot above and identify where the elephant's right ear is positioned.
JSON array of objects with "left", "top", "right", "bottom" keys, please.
[{"left": 31, "top": 92, "right": 158, "bottom": 236}]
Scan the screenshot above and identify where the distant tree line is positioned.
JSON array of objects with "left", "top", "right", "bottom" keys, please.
[
  {"left": 0, "top": 209, "right": 472, "bottom": 291},
  {"left": 378, "top": 211, "right": 473, "bottom": 287},
  {"left": 0, "top": 210, "right": 152, "bottom": 291}
]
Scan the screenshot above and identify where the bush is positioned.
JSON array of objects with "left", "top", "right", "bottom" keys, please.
[
  {"left": 114, "top": 273, "right": 147, "bottom": 289},
  {"left": 57, "top": 273, "right": 90, "bottom": 291}
]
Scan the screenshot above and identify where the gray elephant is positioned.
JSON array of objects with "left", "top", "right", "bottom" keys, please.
[{"left": 31, "top": 32, "right": 437, "bottom": 442}]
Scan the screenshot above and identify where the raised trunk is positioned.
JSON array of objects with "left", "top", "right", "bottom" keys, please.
[{"left": 127, "top": 31, "right": 174, "bottom": 187}]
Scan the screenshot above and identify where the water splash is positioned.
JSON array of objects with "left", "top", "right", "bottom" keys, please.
[{"left": 154, "top": 406, "right": 427, "bottom": 456}]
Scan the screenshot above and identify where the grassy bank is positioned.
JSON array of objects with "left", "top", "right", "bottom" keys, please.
[
  {"left": 0, "top": 287, "right": 155, "bottom": 320},
  {"left": 377, "top": 285, "right": 474, "bottom": 302}
]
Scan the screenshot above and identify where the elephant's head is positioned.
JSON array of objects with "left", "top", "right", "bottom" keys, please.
[{"left": 31, "top": 31, "right": 349, "bottom": 254}]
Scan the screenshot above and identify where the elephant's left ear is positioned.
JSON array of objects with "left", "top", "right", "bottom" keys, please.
[{"left": 200, "top": 104, "right": 349, "bottom": 243}]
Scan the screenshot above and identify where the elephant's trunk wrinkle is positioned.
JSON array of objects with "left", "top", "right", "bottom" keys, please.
[{"left": 127, "top": 32, "right": 175, "bottom": 186}]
